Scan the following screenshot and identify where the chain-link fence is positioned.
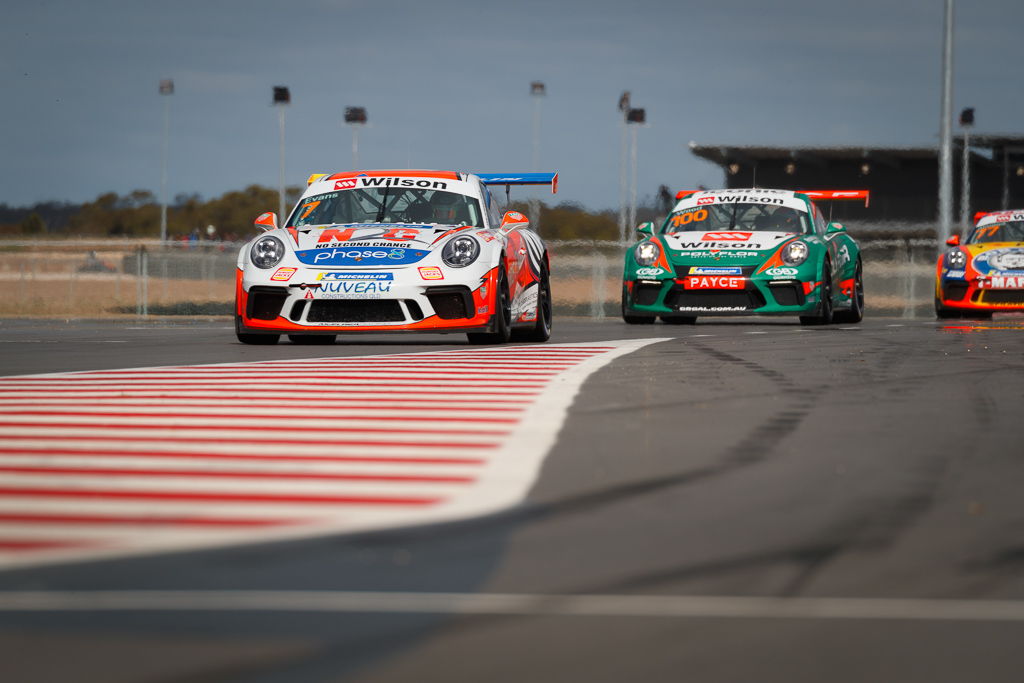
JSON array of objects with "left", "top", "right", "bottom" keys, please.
[{"left": 0, "top": 237, "right": 941, "bottom": 319}]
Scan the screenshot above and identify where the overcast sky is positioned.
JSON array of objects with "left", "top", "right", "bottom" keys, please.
[{"left": 3, "top": 0, "right": 1022, "bottom": 211}]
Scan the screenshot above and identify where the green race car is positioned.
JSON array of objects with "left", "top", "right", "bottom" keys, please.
[{"left": 621, "top": 188, "right": 866, "bottom": 325}]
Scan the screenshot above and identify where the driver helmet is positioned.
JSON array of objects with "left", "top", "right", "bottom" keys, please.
[
  {"left": 430, "top": 192, "right": 461, "bottom": 223},
  {"left": 769, "top": 208, "right": 800, "bottom": 232}
]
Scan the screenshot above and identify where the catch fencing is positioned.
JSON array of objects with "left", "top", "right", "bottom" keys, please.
[{"left": 0, "top": 237, "right": 940, "bottom": 319}]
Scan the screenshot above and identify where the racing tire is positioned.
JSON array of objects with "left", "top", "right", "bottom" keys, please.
[
  {"left": 799, "top": 261, "right": 834, "bottom": 326},
  {"left": 235, "top": 315, "right": 280, "bottom": 345},
  {"left": 288, "top": 334, "right": 337, "bottom": 345},
  {"left": 467, "top": 264, "right": 512, "bottom": 345},
  {"left": 511, "top": 263, "right": 552, "bottom": 343},
  {"left": 660, "top": 316, "right": 696, "bottom": 325},
  {"left": 934, "top": 296, "right": 961, "bottom": 319},
  {"left": 832, "top": 259, "right": 864, "bottom": 324},
  {"left": 621, "top": 286, "right": 655, "bottom": 325}
]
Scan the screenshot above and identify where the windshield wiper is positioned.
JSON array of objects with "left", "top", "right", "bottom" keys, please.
[{"left": 374, "top": 185, "right": 391, "bottom": 223}]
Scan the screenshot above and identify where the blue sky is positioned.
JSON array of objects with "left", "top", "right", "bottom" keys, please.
[{"left": 3, "top": 0, "right": 1022, "bottom": 211}]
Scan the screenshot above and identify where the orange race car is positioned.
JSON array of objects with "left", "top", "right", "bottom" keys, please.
[{"left": 935, "top": 209, "right": 1024, "bottom": 318}]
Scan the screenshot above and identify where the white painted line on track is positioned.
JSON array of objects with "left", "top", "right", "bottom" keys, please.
[
  {"left": 0, "top": 590, "right": 1022, "bottom": 623},
  {"left": 0, "top": 339, "right": 666, "bottom": 569}
]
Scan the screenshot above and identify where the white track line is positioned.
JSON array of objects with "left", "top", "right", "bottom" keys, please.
[
  {"left": 0, "top": 590, "right": 1021, "bottom": 623},
  {"left": 0, "top": 340, "right": 665, "bottom": 569}
]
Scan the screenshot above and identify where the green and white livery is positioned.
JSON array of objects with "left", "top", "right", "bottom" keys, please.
[{"left": 621, "top": 188, "right": 866, "bottom": 325}]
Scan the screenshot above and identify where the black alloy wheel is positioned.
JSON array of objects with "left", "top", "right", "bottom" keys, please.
[
  {"left": 800, "top": 260, "right": 834, "bottom": 325},
  {"left": 467, "top": 264, "right": 512, "bottom": 344},
  {"left": 512, "top": 262, "right": 552, "bottom": 342},
  {"left": 833, "top": 259, "right": 864, "bottom": 323}
]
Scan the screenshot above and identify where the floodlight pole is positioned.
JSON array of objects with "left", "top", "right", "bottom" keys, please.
[
  {"left": 344, "top": 107, "right": 368, "bottom": 171},
  {"left": 530, "top": 82, "right": 545, "bottom": 228},
  {"left": 629, "top": 124, "right": 639, "bottom": 232},
  {"left": 159, "top": 79, "right": 173, "bottom": 243},
  {"left": 278, "top": 107, "right": 286, "bottom": 220},
  {"left": 960, "top": 126, "right": 971, "bottom": 231},
  {"left": 937, "top": 0, "right": 955, "bottom": 240},
  {"left": 624, "top": 107, "right": 645, "bottom": 240},
  {"left": 352, "top": 126, "right": 360, "bottom": 169},
  {"left": 273, "top": 86, "right": 291, "bottom": 221},
  {"left": 619, "top": 122, "right": 628, "bottom": 243},
  {"left": 617, "top": 91, "right": 631, "bottom": 244}
]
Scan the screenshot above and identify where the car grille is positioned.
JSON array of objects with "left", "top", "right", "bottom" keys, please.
[
  {"left": 247, "top": 286, "right": 289, "bottom": 320},
  {"left": 425, "top": 286, "right": 475, "bottom": 320},
  {"left": 306, "top": 300, "right": 406, "bottom": 323},
  {"left": 767, "top": 281, "right": 805, "bottom": 306},
  {"left": 664, "top": 288, "right": 766, "bottom": 311},
  {"left": 632, "top": 282, "right": 662, "bottom": 306},
  {"left": 943, "top": 282, "right": 970, "bottom": 301},
  {"left": 973, "top": 289, "right": 1024, "bottom": 305}
]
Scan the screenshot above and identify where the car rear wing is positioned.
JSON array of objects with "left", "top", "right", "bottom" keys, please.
[
  {"left": 674, "top": 189, "right": 870, "bottom": 207},
  {"left": 799, "top": 190, "right": 870, "bottom": 207},
  {"left": 476, "top": 173, "right": 559, "bottom": 195}
]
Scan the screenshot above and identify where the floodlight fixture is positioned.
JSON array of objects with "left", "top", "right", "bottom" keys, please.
[
  {"left": 272, "top": 86, "right": 291, "bottom": 105},
  {"left": 626, "top": 107, "right": 645, "bottom": 124},
  {"left": 959, "top": 107, "right": 974, "bottom": 127},
  {"left": 530, "top": 81, "right": 546, "bottom": 96},
  {"left": 159, "top": 78, "right": 174, "bottom": 96},
  {"left": 344, "top": 106, "right": 367, "bottom": 124}
]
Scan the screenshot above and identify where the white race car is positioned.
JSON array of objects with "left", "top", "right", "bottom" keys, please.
[{"left": 235, "top": 169, "right": 557, "bottom": 344}]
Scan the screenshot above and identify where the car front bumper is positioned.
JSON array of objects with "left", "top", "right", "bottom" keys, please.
[
  {"left": 236, "top": 266, "right": 499, "bottom": 334},
  {"left": 623, "top": 273, "right": 834, "bottom": 317}
]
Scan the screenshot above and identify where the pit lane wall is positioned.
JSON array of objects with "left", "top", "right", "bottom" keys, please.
[{"left": 0, "top": 238, "right": 938, "bottom": 318}]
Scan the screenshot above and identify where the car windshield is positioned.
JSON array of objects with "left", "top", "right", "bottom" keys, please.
[
  {"left": 664, "top": 203, "right": 810, "bottom": 235},
  {"left": 288, "top": 188, "right": 484, "bottom": 228},
  {"left": 968, "top": 221, "right": 1024, "bottom": 243}
]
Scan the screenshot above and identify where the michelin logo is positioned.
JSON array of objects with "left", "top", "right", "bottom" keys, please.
[{"left": 317, "top": 272, "right": 394, "bottom": 281}]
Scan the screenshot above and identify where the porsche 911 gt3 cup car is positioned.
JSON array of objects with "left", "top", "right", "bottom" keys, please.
[
  {"left": 935, "top": 209, "right": 1024, "bottom": 318},
  {"left": 621, "top": 188, "right": 867, "bottom": 325},
  {"left": 235, "top": 169, "right": 556, "bottom": 344}
]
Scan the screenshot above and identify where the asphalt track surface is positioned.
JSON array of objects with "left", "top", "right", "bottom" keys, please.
[{"left": 1, "top": 315, "right": 1023, "bottom": 683}]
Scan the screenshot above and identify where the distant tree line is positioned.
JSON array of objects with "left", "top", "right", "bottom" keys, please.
[{"left": 0, "top": 185, "right": 671, "bottom": 241}]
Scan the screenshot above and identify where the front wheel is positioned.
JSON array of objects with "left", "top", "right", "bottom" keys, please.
[
  {"left": 467, "top": 264, "right": 512, "bottom": 344},
  {"left": 511, "top": 264, "right": 552, "bottom": 343},
  {"left": 833, "top": 259, "right": 864, "bottom": 324},
  {"left": 799, "top": 261, "right": 834, "bottom": 326},
  {"left": 235, "top": 315, "right": 280, "bottom": 345}
]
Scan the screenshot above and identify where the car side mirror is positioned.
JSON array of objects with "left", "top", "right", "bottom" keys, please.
[
  {"left": 636, "top": 222, "right": 654, "bottom": 236},
  {"left": 946, "top": 234, "right": 961, "bottom": 246},
  {"left": 254, "top": 212, "right": 279, "bottom": 231},
  {"left": 825, "top": 221, "right": 846, "bottom": 234},
  {"left": 500, "top": 210, "right": 530, "bottom": 231}
]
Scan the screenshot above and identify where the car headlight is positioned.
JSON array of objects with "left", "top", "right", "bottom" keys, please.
[
  {"left": 250, "top": 236, "right": 285, "bottom": 269},
  {"left": 946, "top": 249, "right": 966, "bottom": 269},
  {"left": 634, "top": 241, "right": 660, "bottom": 267},
  {"left": 781, "top": 241, "right": 809, "bottom": 266},
  {"left": 442, "top": 235, "right": 480, "bottom": 267}
]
